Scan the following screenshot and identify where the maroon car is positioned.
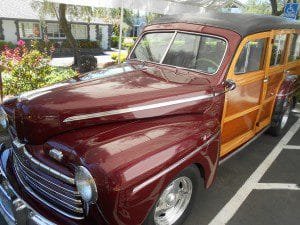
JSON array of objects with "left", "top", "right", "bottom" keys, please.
[{"left": 0, "top": 12, "right": 299, "bottom": 225}]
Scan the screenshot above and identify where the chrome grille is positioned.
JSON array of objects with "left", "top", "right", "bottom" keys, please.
[{"left": 12, "top": 142, "right": 84, "bottom": 220}]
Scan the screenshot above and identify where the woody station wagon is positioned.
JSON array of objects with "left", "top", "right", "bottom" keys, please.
[{"left": 0, "top": 12, "right": 299, "bottom": 225}]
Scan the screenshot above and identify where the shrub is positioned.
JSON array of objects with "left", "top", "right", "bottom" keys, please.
[
  {"left": 0, "top": 42, "right": 77, "bottom": 96},
  {"left": 111, "top": 36, "right": 137, "bottom": 50},
  {"left": 2, "top": 49, "right": 53, "bottom": 95},
  {"left": 122, "top": 37, "right": 135, "bottom": 51},
  {"left": 45, "top": 67, "right": 78, "bottom": 84},
  {"left": 111, "top": 36, "right": 120, "bottom": 48},
  {"left": 24, "top": 39, "right": 56, "bottom": 56},
  {"left": 78, "top": 55, "right": 97, "bottom": 73},
  {"left": 0, "top": 41, "right": 15, "bottom": 51},
  {"left": 61, "top": 40, "right": 100, "bottom": 49},
  {"left": 111, "top": 52, "right": 128, "bottom": 63}
]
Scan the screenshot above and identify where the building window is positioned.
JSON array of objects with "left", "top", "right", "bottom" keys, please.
[
  {"left": 235, "top": 39, "right": 267, "bottom": 74},
  {"left": 18, "top": 21, "right": 41, "bottom": 39},
  {"left": 71, "top": 24, "right": 88, "bottom": 39},
  {"left": 270, "top": 34, "right": 287, "bottom": 66},
  {"left": 46, "top": 23, "right": 66, "bottom": 39},
  {"left": 288, "top": 34, "right": 300, "bottom": 62}
]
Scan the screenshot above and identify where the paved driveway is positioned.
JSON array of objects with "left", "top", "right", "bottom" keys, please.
[
  {"left": 1, "top": 107, "right": 300, "bottom": 225},
  {"left": 183, "top": 108, "right": 300, "bottom": 225}
]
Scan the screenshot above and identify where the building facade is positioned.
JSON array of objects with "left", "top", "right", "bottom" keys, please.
[{"left": 0, "top": 0, "right": 112, "bottom": 50}]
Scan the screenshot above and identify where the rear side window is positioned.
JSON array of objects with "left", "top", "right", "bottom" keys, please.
[
  {"left": 270, "top": 34, "right": 287, "bottom": 66},
  {"left": 288, "top": 34, "right": 300, "bottom": 62},
  {"left": 163, "top": 33, "right": 227, "bottom": 74},
  {"left": 234, "top": 39, "right": 266, "bottom": 74}
]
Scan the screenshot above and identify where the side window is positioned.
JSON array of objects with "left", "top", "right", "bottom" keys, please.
[
  {"left": 163, "top": 33, "right": 226, "bottom": 74},
  {"left": 270, "top": 34, "right": 287, "bottom": 66},
  {"left": 234, "top": 39, "right": 266, "bottom": 74},
  {"left": 288, "top": 34, "right": 300, "bottom": 62}
]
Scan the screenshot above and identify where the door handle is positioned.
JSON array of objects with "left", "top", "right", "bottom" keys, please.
[
  {"left": 263, "top": 77, "right": 269, "bottom": 83},
  {"left": 223, "top": 79, "right": 236, "bottom": 92}
]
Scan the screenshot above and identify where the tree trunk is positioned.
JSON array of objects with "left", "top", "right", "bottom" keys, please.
[
  {"left": 58, "top": 4, "right": 80, "bottom": 66},
  {"left": 270, "top": 0, "right": 291, "bottom": 16}
]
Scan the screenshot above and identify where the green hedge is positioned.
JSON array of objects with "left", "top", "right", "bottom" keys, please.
[
  {"left": 111, "top": 36, "right": 137, "bottom": 49},
  {"left": 0, "top": 41, "right": 15, "bottom": 51},
  {"left": 61, "top": 40, "right": 101, "bottom": 49}
]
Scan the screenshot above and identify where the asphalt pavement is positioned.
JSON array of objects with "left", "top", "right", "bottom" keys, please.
[
  {"left": 1, "top": 107, "right": 300, "bottom": 225},
  {"left": 183, "top": 108, "right": 300, "bottom": 225}
]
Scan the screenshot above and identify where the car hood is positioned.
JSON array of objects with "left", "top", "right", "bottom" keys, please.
[{"left": 3, "top": 63, "right": 214, "bottom": 144}]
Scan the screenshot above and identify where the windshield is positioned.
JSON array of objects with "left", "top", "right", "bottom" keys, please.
[{"left": 130, "top": 31, "right": 227, "bottom": 75}]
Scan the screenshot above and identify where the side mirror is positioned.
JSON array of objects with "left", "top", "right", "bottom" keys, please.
[{"left": 224, "top": 79, "right": 236, "bottom": 92}]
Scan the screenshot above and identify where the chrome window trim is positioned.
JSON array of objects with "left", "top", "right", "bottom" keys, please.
[
  {"left": 128, "top": 29, "right": 229, "bottom": 76},
  {"left": 63, "top": 93, "right": 218, "bottom": 123},
  {"left": 159, "top": 31, "right": 178, "bottom": 64}
]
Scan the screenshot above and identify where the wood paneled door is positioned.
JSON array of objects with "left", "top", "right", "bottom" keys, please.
[{"left": 221, "top": 32, "right": 272, "bottom": 157}]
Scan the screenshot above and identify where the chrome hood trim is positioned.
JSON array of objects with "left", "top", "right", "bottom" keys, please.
[{"left": 63, "top": 93, "right": 218, "bottom": 122}]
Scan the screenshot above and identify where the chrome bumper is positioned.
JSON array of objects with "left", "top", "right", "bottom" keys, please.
[{"left": 0, "top": 149, "right": 56, "bottom": 225}]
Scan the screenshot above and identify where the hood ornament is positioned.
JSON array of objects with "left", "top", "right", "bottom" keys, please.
[{"left": 49, "top": 149, "right": 63, "bottom": 162}]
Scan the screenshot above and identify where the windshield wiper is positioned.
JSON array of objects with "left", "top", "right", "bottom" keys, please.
[{"left": 143, "top": 65, "right": 170, "bottom": 82}]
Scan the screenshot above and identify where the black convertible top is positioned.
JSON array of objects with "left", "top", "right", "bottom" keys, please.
[{"left": 152, "top": 12, "right": 300, "bottom": 37}]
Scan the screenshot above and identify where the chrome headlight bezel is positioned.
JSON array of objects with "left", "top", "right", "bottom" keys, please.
[
  {"left": 75, "top": 166, "right": 98, "bottom": 204},
  {"left": 0, "top": 106, "right": 8, "bottom": 129}
]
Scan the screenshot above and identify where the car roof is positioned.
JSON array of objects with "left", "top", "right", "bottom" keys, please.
[{"left": 152, "top": 12, "right": 300, "bottom": 37}]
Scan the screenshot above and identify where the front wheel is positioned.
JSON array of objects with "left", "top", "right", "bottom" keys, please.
[{"left": 143, "top": 165, "right": 202, "bottom": 225}]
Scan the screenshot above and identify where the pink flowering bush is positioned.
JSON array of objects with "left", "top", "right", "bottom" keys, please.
[
  {"left": 0, "top": 40, "right": 77, "bottom": 96},
  {"left": 17, "top": 40, "right": 25, "bottom": 46}
]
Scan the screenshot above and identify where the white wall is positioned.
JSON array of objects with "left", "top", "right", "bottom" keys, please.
[
  {"left": 3, "top": 20, "right": 17, "bottom": 43},
  {"left": 101, "top": 25, "right": 108, "bottom": 50},
  {"left": 89, "top": 25, "right": 96, "bottom": 41}
]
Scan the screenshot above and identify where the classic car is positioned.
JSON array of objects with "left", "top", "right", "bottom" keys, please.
[{"left": 0, "top": 12, "right": 299, "bottom": 225}]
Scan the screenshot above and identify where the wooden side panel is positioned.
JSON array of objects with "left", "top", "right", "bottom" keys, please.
[
  {"left": 265, "top": 72, "right": 285, "bottom": 99},
  {"left": 222, "top": 110, "right": 258, "bottom": 144},
  {"left": 225, "top": 80, "right": 263, "bottom": 117},
  {"left": 221, "top": 29, "right": 300, "bottom": 157},
  {"left": 259, "top": 100, "right": 273, "bottom": 122},
  {"left": 220, "top": 32, "right": 270, "bottom": 157}
]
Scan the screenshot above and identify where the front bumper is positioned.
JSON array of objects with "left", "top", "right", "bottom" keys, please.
[{"left": 0, "top": 149, "right": 56, "bottom": 225}]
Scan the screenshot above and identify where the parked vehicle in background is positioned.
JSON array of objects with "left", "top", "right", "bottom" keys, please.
[{"left": 0, "top": 12, "right": 299, "bottom": 225}]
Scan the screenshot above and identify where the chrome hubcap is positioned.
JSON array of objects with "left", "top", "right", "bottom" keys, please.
[
  {"left": 154, "top": 177, "right": 193, "bottom": 225},
  {"left": 281, "top": 103, "right": 291, "bottom": 129}
]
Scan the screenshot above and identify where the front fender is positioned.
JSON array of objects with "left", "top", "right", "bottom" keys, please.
[
  {"left": 47, "top": 112, "right": 221, "bottom": 225},
  {"left": 73, "top": 114, "right": 219, "bottom": 225}
]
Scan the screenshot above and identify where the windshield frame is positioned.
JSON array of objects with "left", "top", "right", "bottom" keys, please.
[{"left": 128, "top": 30, "right": 229, "bottom": 76}]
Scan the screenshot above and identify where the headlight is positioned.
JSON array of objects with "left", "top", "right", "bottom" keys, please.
[{"left": 75, "top": 166, "right": 98, "bottom": 204}]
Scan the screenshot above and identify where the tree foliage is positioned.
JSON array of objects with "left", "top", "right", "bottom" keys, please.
[
  {"left": 269, "top": 0, "right": 286, "bottom": 16},
  {"left": 244, "top": 0, "right": 299, "bottom": 16},
  {"left": 245, "top": 0, "right": 272, "bottom": 15}
]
